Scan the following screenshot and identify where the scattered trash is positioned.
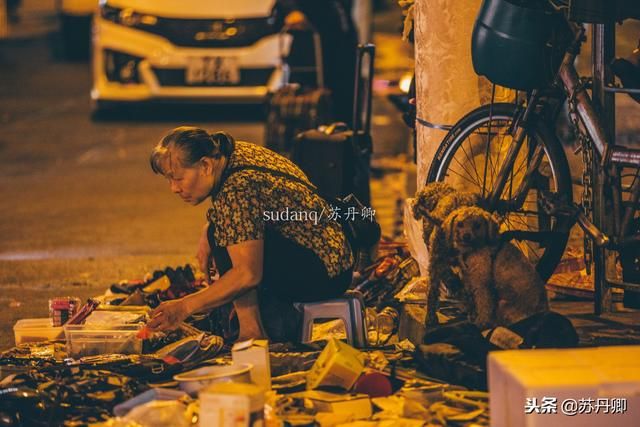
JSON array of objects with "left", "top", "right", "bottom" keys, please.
[{"left": 307, "top": 339, "right": 366, "bottom": 391}]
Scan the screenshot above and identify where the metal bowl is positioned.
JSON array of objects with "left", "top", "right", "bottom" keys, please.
[{"left": 173, "top": 363, "right": 253, "bottom": 396}]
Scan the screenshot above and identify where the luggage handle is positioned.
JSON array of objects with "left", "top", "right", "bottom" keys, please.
[
  {"left": 279, "top": 26, "right": 325, "bottom": 89},
  {"left": 352, "top": 44, "right": 376, "bottom": 137}
]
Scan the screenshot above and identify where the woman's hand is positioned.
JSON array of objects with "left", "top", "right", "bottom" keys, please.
[
  {"left": 197, "top": 222, "right": 214, "bottom": 283},
  {"left": 147, "top": 298, "right": 191, "bottom": 331}
]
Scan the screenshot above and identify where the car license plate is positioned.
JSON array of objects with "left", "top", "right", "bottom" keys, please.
[{"left": 185, "top": 57, "right": 240, "bottom": 84}]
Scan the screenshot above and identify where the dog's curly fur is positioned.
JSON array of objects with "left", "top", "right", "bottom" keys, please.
[
  {"left": 442, "top": 206, "right": 549, "bottom": 329},
  {"left": 412, "top": 183, "right": 456, "bottom": 244},
  {"left": 412, "top": 183, "right": 479, "bottom": 325}
]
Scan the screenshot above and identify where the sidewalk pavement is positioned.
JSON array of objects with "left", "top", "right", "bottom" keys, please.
[{"left": 1, "top": 0, "right": 58, "bottom": 40}]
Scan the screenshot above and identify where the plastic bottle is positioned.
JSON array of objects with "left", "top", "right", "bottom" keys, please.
[{"left": 374, "top": 307, "right": 399, "bottom": 345}]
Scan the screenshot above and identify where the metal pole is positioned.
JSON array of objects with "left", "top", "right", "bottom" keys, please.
[{"left": 592, "top": 23, "right": 615, "bottom": 314}]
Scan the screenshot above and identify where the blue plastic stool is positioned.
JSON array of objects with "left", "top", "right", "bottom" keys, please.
[{"left": 297, "top": 292, "right": 368, "bottom": 348}]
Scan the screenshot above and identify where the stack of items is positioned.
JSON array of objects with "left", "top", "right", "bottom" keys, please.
[
  {"left": 352, "top": 248, "right": 421, "bottom": 310},
  {"left": 89, "top": 337, "right": 489, "bottom": 427},
  {"left": 107, "top": 265, "right": 204, "bottom": 307},
  {"left": 0, "top": 259, "right": 496, "bottom": 426}
]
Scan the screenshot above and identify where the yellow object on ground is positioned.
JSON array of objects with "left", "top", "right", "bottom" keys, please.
[
  {"left": 232, "top": 339, "right": 272, "bottom": 391},
  {"left": 292, "top": 390, "right": 372, "bottom": 419},
  {"left": 307, "top": 338, "right": 366, "bottom": 391},
  {"left": 200, "top": 382, "right": 265, "bottom": 427},
  {"left": 142, "top": 276, "right": 171, "bottom": 293}
]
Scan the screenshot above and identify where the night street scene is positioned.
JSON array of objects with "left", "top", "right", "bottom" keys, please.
[{"left": 1, "top": 0, "right": 640, "bottom": 426}]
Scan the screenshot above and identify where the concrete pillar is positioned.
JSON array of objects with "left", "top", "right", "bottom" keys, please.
[
  {"left": 414, "top": 0, "right": 490, "bottom": 185},
  {"left": 0, "top": 0, "right": 8, "bottom": 39}
]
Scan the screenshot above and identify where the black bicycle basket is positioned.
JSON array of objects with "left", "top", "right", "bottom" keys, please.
[{"left": 472, "top": 0, "right": 568, "bottom": 91}]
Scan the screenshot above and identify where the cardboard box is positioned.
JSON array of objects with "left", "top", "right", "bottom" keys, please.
[
  {"left": 307, "top": 338, "right": 366, "bottom": 391},
  {"left": 232, "top": 339, "right": 271, "bottom": 390},
  {"left": 489, "top": 346, "right": 640, "bottom": 427},
  {"left": 294, "top": 390, "right": 372, "bottom": 419},
  {"left": 200, "top": 382, "right": 265, "bottom": 427}
]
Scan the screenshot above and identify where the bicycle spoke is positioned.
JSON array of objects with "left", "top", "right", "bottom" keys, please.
[
  {"left": 503, "top": 217, "right": 542, "bottom": 261},
  {"left": 509, "top": 214, "right": 536, "bottom": 230},
  {"left": 460, "top": 139, "right": 483, "bottom": 185},
  {"left": 445, "top": 168, "right": 483, "bottom": 189},
  {"left": 451, "top": 155, "right": 482, "bottom": 187}
]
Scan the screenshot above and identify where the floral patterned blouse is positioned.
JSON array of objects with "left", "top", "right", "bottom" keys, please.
[{"left": 208, "top": 141, "right": 353, "bottom": 278}]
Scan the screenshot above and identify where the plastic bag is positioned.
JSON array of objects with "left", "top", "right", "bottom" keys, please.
[{"left": 123, "top": 400, "right": 191, "bottom": 427}]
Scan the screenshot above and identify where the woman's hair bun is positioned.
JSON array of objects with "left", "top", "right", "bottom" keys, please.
[{"left": 211, "top": 131, "right": 235, "bottom": 157}]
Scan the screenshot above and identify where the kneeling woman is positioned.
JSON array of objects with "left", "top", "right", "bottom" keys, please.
[{"left": 147, "top": 127, "right": 354, "bottom": 341}]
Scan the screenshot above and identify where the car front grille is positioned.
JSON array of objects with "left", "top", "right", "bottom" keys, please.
[
  {"left": 153, "top": 67, "right": 275, "bottom": 87},
  {"left": 138, "top": 16, "right": 278, "bottom": 48}
]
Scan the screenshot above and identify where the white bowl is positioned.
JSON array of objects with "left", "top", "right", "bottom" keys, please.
[{"left": 173, "top": 363, "right": 253, "bottom": 396}]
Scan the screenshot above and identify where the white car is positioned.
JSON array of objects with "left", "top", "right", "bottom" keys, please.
[{"left": 91, "top": 0, "right": 291, "bottom": 114}]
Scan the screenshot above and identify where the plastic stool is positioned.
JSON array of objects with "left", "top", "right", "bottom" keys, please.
[{"left": 298, "top": 292, "right": 368, "bottom": 348}]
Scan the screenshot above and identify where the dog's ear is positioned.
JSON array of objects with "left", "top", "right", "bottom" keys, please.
[
  {"left": 444, "top": 212, "right": 459, "bottom": 243},
  {"left": 412, "top": 197, "right": 428, "bottom": 220},
  {"left": 411, "top": 198, "right": 422, "bottom": 220},
  {"left": 487, "top": 213, "right": 501, "bottom": 244}
]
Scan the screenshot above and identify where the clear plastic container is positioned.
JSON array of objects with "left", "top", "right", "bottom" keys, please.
[
  {"left": 64, "top": 323, "right": 143, "bottom": 358},
  {"left": 14, "top": 318, "right": 64, "bottom": 345}
]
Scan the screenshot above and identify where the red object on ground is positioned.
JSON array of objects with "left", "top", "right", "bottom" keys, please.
[
  {"left": 352, "top": 371, "right": 393, "bottom": 398},
  {"left": 374, "top": 257, "right": 398, "bottom": 278},
  {"left": 136, "top": 326, "right": 152, "bottom": 340}
]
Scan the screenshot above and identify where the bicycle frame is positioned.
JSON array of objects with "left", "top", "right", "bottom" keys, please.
[{"left": 487, "top": 22, "right": 640, "bottom": 249}]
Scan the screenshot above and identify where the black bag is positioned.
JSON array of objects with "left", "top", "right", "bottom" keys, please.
[
  {"left": 265, "top": 30, "right": 333, "bottom": 154},
  {"left": 292, "top": 44, "right": 375, "bottom": 205},
  {"left": 335, "top": 193, "right": 381, "bottom": 250}
]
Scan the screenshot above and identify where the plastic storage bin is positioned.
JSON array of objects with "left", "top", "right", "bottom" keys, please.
[
  {"left": 14, "top": 318, "right": 64, "bottom": 345},
  {"left": 64, "top": 323, "right": 143, "bottom": 358}
]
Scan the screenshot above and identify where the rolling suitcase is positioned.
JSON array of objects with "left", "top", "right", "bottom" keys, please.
[
  {"left": 265, "top": 30, "right": 333, "bottom": 154},
  {"left": 292, "top": 44, "right": 375, "bottom": 205}
]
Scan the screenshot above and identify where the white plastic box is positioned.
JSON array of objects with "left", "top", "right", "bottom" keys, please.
[
  {"left": 232, "top": 339, "right": 272, "bottom": 390},
  {"left": 489, "top": 346, "right": 640, "bottom": 427},
  {"left": 64, "top": 323, "right": 142, "bottom": 358},
  {"left": 13, "top": 318, "right": 64, "bottom": 345},
  {"left": 200, "top": 382, "right": 265, "bottom": 427}
]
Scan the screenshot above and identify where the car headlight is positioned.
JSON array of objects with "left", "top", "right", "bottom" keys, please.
[{"left": 99, "top": 3, "right": 157, "bottom": 27}]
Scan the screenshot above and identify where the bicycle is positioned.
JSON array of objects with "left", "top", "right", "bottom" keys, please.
[{"left": 425, "top": 0, "right": 640, "bottom": 313}]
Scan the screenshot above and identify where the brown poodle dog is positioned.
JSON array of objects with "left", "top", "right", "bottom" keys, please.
[
  {"left": 412, "top": 183, "right": 479, "bottom": 325},
  {"left": 412, "top": 182, "right": 456, "bottom": 244},
  {"left": 441, "top": 206, "right": 549, "bottom": 329}
]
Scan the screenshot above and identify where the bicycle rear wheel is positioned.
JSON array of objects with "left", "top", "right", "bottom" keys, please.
[{"left": 427, "top": 103, "right": 573, "bottom": 281}]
